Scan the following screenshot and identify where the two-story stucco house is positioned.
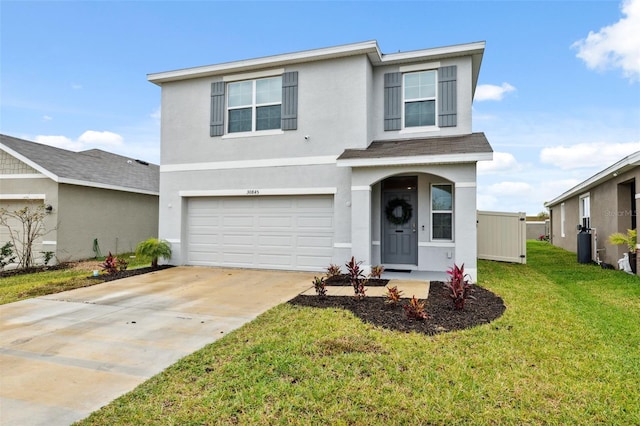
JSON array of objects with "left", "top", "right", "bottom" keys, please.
[{"left": 148, "top": 40, "right": 493, "bottom": 281}]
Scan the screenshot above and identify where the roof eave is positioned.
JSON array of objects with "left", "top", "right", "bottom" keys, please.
[
  {"left": 544, "top": 151, "right": 640, "bottom": 208},
  {"left": 0, "top": 142, "right": 59, "bottom": 182},
  {"left": 148, "top": 40, "right": 382, "bottom": 85},
  {"left": 336, "top": 152, "right": 493, "bottom": 168}
]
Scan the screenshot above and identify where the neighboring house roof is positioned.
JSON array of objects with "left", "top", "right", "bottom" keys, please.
[
  {"left": 544, "top": 151, "right": 640, "bottom": 208},
  {"left": 336, "top": 132, "right": 493, "bottom": 167},
  {"left": 0, "top": 134, "right": 159, "bottom": 195},
  {"left": 148, "top": 40, "right": 485, "bottom": 97}
]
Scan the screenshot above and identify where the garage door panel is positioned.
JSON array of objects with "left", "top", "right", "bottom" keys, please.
[{"left": 187, "top": 195, "right": 334, "bottom": 271}]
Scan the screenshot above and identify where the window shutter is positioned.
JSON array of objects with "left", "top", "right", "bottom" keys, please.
[
  {"left": 210, "top": 81, "right": 225, "bottom": 136},
  {"left": 438, "top": 65, "right": 457, "bottom": 127},
  {"left": 384, "top": 72, "right": 402, "bottom": 131},
  {"left": 281, "top": 71, "right": 298, "bottom": 130}
]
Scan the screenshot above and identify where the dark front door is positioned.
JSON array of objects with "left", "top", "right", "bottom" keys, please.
[{"left": 382, "top": 177, "right": 418, "bottom": 265}]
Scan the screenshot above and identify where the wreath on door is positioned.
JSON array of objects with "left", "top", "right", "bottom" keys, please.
[{"left": 385, "top": 198, "right": 413, "bottom": 225}]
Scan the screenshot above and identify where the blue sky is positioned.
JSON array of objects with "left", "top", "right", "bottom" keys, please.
[{"left": 1, "top": 0, "right": 639, "bottom": 215}]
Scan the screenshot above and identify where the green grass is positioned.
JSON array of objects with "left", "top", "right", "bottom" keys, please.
[
  {"left": 75, "top": 241, "right": 640, "bottom": 425},
  {"left": 0, "top": 253, "right": 151, "bottom": 305}
]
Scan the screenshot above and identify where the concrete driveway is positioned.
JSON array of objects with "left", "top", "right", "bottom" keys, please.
[{"left": 0, "top": 266, "right": 314, "bottom": 426}]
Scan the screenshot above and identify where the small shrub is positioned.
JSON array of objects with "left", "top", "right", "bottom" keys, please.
[
  {"left": 369, "top": 265, "right": 384, "bottom": 279},
  {"left": 403, "top": 295, "right": 428, "bottom": 320},
  {"left": 326, "top": 264, "right": 341, "bottom": 278},
  {"left": 445, "top": 263, "right": 473, "bottom": 310},
  {"left": 100, "top": 252, "right": 119, "bottom": 275},
  {"left": 345, "top": 256, "right": 367, "bottom": 299},
  {"left": 384, "top": 285, "right": 403, "bottom": 305},
  {"left": 41, "top": 251, "right": 55, "bottom": 266},
  {"left": 0, "top": 242, "right": 17, "bottom": 270},
  {"left": 117, "top": 256, "right": 129, "bottom": 272},
  {"left": 313, "top": 276, "right": 327, "bottom": 297}
]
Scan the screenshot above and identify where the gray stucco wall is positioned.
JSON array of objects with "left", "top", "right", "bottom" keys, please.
[
  {"left": 549, "top": 167, "right": 639, "bottom": 267},
  {"left": 157, "top": 49, "right": 481, "bottom": 278},
  {"left": 57, "top": 184, "right": 158, "bottom": 261}
]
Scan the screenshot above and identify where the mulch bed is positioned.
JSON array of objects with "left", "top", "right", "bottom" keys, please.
[
  {"left": 87, "top": 265, "right": 174, "bottom": 282},
  {"left": 325, "top": 274, "right": 389, "bottom": 287},
  {"left": 0, "top": 263, "right": 72, "bottom": 278},
  {"left": 288, "top": 282, "right": 506, "bottom": 335}
]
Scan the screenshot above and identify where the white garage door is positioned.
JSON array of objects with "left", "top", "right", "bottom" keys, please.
[{"left": 187, "top": 195, "right": 334, "bottom": 271}]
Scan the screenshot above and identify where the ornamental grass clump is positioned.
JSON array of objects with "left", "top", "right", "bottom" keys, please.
[{"left": 445, "top": 263, "right": 473, "bottom": 310}]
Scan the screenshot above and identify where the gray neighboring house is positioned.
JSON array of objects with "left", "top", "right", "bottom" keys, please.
[
  {"left": 148, "top": 40, "right": 493, "bottom": 281},
  {"left": 0, "top": 134, "right": 159, "bottom": 264},
  {"left": 545, "top": 151, "right": 639, "bottom": 272}
]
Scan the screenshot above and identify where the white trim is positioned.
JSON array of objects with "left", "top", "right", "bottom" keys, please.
[
  {"left": 419, "top": 241, "right": 455, "bottom": 248},
  {"left": 221, "top": 129, "right": 284, "bottom": 140},
  {"left": 333, "top": 243, "right": 352, "bottom": 249},
  {"left": 351, "top": 186, "right": 372, "bottom": 192},
  {"left": 0, "top": 174, "right": 47, "bottom": 179},
  {"left": 635, "top": 193, "right": 640, "bottom": 200},
  {"left": 398, "top": 126, "right": 440, "bottom": 135},
  {"left": 223, "top": 68, "right": 284, "bottom": 82},
  {"left": 455, "top": 182, "right": 476, "bottom": 188},
  {"left": 0, "top": 193, "right": 46, "bottom": 200},
  {"left": 165, "top": 239, "right": 180, "bottom": 244},
  {"left": 0, "top": 143, "right": 58, "bottom": 181},
  {"left": 42, "top": 241, "right": 57, "bottom": 245},
  {"left": 161, "top": 155, "right": 337, "bottom": 173},
  {"left": 399, "top": 61, "right": 441, "bottom": 73},
  {"left": 337, "top": 152, "right": 493, "bottom": 168},
  {"left": 179, "top": 187, "right": 337, "bottom": 197},
  {"left": 372, "top": 240, "right": 381, "bottom": 246}
]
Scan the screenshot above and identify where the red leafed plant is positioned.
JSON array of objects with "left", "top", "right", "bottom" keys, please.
[
  {"left": 403, "top": 295, "right": 428, "bottom": 320},
  {"left": 384, "top": 285, "right": 403, "bottom": 306},
  {"left": 369, "top": 265, "right": 385, "bottom": 279},
  {"left": 445, "top": 263, "right": 473, "bottom": 310},
  {"left": 325, "top": 264, "right": 342, "bottom": 278},
  {"left": 312, "top": 276, "right": 327, "bottom": 297},
  {"left": 100, "top": 252, "right": 118, "bottom": 275},
  {"left": 345, "top": 256, "right": 367, "bottom": 299}
]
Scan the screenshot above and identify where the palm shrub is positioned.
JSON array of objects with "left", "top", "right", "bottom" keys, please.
[
  {"left": 135, "top": 238, "right": 172, "bottom": 268},
  {"left": 608, "top": 229, "right": 637, "bottom": 252}
]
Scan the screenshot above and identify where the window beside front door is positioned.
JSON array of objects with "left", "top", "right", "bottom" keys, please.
[
  {"left": 432, "top": 183, "right": 453, "bottom": 240},
  {"left": 228, "top": 76, "right": 282, "bottom": 133}
]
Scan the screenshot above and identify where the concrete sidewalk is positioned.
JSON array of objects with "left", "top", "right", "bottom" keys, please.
[{"left": 0, "top": 267, "right": 314, "bottom": 426}]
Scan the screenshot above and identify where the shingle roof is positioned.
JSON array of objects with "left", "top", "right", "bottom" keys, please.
[
  {"left": 337, "top": 132, "right": 493, "bottom": 162},
  {"left": 0, "top": 134, "right": 159, "bottom": 194}
]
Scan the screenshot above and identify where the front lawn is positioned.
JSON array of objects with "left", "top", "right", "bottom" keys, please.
[
  {"left": 77, "top": 241, "right": 640, "bottom": 425},
  {"left": 0, "top": 253, "right": 151, "bottom": 305}
]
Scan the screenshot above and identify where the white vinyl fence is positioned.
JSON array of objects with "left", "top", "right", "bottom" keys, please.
[{"left": 477, "top": 211, "right": 527, "bottom": 264}]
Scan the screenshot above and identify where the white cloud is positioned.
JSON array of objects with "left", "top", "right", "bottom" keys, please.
[
  {"left": 475, "top": 83, "right": 516, "bottom": 101},
  {"left": 477, "top": 151, "right": 519, "bottom": 175},
  {"left": 540, "top": 141, "right": 640, "bottom": 170},
  {"left": 572, "top": 0, "right": 640, "bottom": 81},
  {"left": 35, "top": 130, "right": 124, "bottom": 152},
  {"left": 42, "top": 115, "right": 52, "bottom": 121},
  {"left": 78, "top": 130, "right": 123, "bottom": 147},
  {"left": 71, "top": 83, "right": 83, "bottom": 90}
]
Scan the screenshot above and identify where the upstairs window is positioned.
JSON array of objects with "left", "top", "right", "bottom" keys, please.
[
  {"left": 404, "top": 70, "right": 436, "bottom": 128},
  {"left": 227, "top": 76, "right": 282, "bottom": 133}
]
